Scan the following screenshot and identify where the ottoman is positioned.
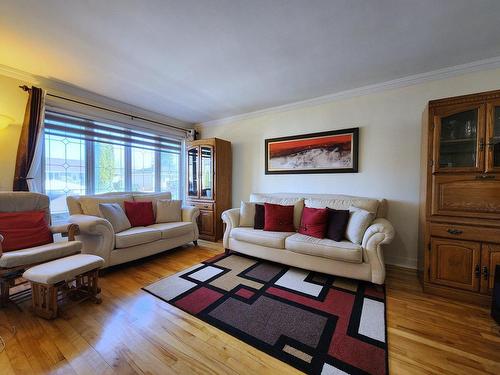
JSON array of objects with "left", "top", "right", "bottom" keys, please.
[{"left": 23, "top": 254, "right": 104, "bottom": 319}]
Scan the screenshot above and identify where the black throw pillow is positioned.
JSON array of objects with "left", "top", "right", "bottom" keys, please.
[
  {"left": 326, "top": 208, "right": 350, "bottom": 241},
  {"left": 253, "top": 204, "right": 265, "bottom": 229}
]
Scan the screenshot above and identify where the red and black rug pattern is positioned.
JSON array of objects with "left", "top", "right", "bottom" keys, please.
[{"left": 143, "top": 253, "right": 388, "bottom": 375}]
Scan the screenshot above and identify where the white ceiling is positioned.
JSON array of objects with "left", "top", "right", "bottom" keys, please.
[{"left": 1, "top": 0, "right": 500, "bottom": 124}]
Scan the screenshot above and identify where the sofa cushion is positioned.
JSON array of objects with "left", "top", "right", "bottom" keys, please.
[
  {"left": 285, "top": 233, "right": 362, "bottom": 263},
  {"left": 239, "top": 201, "right": 257, "bottom": 227},
  {"left": 305, "top": 197, "right": 379, "bottom": 215},
  {"left": 264, "top": 203, "right": 295, "bottom": 232},
  {"left": 124, "top": 201, "right": 155, "bottom": 227},
  {"left": 0, "top": 240, "right": 82, "bottom": 268},
  {"left": 325, "top": 208, "right": 350, "bottom": 242},
  {"left": 0, "top": 211, "right": 53, "bottom": 252},
  {"left": 134, "top": 192, "right": 172, "bottom": 216},
  {"left": 156, "top": 200, "right": 182, "bottom": 223},
  {"left": 99, "top": 203, "right": 132, "bottom": 233},
  {"left": 231, "top": 227, "right": 295, "bottom": 249},
  {"left": 115, "top": 227, "right": 161, "bottom": 249},
  {"left": 298, "top": 207, "right": 328, "bottom": 239},
  {"left": 249, "top": 195, "right": 304, "bottom": 229},
  {"left": 345, "top": 207, "right": 375, "bottom": 244},
  {"left": 147, "top": 222, "right": 193, "bottom": 239},
  {"left": 254, "top": 204, "right": 265, "bottom": 229},
  {"left": 80, "top": 195, "right": 133, "bottom": 217}
]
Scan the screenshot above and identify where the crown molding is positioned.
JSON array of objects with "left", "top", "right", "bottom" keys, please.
[
  {"left": 0, "top": 64, "right": 193, "bottom": 129},
  {"left": 200, "top": 55, "right": 500, "bottom": 127}
]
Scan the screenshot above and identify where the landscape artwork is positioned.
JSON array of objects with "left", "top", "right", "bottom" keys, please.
[{"left": 265, "top": 128, "right": 359, "bottom": 174}]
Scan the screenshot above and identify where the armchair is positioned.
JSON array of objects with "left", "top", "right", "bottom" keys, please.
[{"left": 0, "top": 192, "right": 81, "bottom": 306}]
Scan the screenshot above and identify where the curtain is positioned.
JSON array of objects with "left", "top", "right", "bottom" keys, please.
[{"left": 13, "top": 86, "right": 46, "bottom": 192}]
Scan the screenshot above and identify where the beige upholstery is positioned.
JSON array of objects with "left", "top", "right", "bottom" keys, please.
[
  {"left": 0, "top": 192, "right": 83, "bottom": 271},
  {"left": 99, "top": 203, "right": 131, "bottom": 233},
  {"left": 223, "top": 192, "right": 395, "bottom": 284},
  {"left": 156, "top": 199, "right": 182, "bottom": 223},
  {"left": 67, "top": 192, "right": 200, "bottom": 267},
  {"left": 231, "top": 227, "right": 294, "bottom": 249},
  {"left": 148, "top": 222, "right": 194, "bottom": 239},
  {"left": 23, "top": 254, "right": 104, "bottom": 284},
  {"left": 0, "top": 241, "right": 82, "bottom": 268},
  {"left": 285, "top": 233, "right": 362, "bottom": 263},
  {"left": 115, "top": 227, "right": 162, "bottom": 249},
  {"left": 134, "top": 192, "right": 172, "bottom": 216},
  {"left": 79, "top": 195, "right": 133, "bottom": 217},
  {"left": 229, "top": 238, "right": 372, "bottom": 282},
  {"left": 249, "top": 194, "right": 304, "bottom": 229},
  {"left": 0, "top": 192, "right": 51, "bottom": 225}
]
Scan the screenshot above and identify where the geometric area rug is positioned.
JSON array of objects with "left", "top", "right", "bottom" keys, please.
[{"left": 143, "top": 253, "right": 388, "bottom": 375}]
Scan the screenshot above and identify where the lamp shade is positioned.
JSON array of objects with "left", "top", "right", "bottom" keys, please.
[{"left": 0, "top": 114, "right": 14, "bottom": 130}]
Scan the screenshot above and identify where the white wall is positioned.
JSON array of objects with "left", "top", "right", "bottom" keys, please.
[{"left": 198, "top": 67, "right": 500, "bottom": 269}]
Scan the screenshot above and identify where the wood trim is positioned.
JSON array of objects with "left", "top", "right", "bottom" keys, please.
[
  {"left": 485, "top": 99, "right": 500, "bottom": 172},
  {"left": 423, "top": 281, "right": 491, "bottom": 306},
  {"left": 429, "top": 88, "right": 500, "bottom": 108}
]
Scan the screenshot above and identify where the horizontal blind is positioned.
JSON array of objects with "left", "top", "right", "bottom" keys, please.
[{"left": 44, "top": 110, "right": 181, "bottom": 154}]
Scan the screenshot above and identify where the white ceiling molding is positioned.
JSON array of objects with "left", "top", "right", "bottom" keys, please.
[
  {"left": 200, "top": 55, "right": 500, "bottom": 128},
  {"left": 0, "top": 64, "right": 193, "bottom": 129}
]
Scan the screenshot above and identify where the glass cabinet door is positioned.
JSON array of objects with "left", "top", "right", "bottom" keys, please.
[
  {"left": 187, "top": 146, "right": 199, "bottom": 198},
  {"left": 200, "top": 146, "right": 213, "bottom": 199},
  {"left": 433, "top": 104, "right": 485, "bottom": 172},
  {"left": 486, "top": 101, "right": 500, "bottom": 172}
]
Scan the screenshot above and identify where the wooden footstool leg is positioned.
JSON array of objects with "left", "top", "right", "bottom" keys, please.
[
  {"left": 90, "top": 270, "right": 102, "bottom": 304},
  {"left": 0, "top": 279, "right": 10, "bottom": 307},
  {"left": 31, "top": 282, "right": 58, "bottom": 319}
]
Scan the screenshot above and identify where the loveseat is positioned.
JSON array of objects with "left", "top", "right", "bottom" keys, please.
[
  {"left": 222, "top": 193, "right": 395, "bottom": 284},
  {"left": 67, "top": 192, "right": 199, "bottom": 268}
]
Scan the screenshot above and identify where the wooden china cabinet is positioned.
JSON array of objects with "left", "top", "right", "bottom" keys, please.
[
  {"left": 420, "top": 89, "right": 500, "bottom": 305},
  {"left": 186, "top": 138, "right": 231, "bottom": 241}
]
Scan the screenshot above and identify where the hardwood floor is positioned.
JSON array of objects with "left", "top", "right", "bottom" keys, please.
[{"left": 0, "top": 241, "right": 499, "bottom": 374}]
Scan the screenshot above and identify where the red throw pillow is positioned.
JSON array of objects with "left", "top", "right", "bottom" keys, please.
[
  {"left": 299, "top": 207, "right": 329, "bottom": 239},
  {"left": 0, "top": 211, "right": 53, "bottom": 252},
  {"left": 264, "top": 203, "right": 295, "bottom": 232},
  {"left": 124, "top": 201, "right": 155, "bottom": 227}
]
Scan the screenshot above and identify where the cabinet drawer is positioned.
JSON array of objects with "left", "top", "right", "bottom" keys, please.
[
  {"left": 431, "top": 174, "right": 500, "bottom": 219},
  {"left": 188, "top": 201, "right": 214, "bottom": 211},
  {"left": 431, "top": 223, "right": 500, "bottom": 242}
]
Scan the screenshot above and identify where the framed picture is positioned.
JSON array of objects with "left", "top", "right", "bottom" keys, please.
[{"left": 265, "top": 127, "right": 359, "bottom": 174}]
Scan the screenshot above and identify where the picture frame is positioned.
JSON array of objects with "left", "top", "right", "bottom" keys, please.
[{"left": 265, "top": 127, "right": 359, "bottom": 174}]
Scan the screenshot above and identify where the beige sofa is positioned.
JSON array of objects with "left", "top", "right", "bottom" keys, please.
[
  {"left": 222, "top": 193, "right": 395, "bottom": 284},
  {"left": 67, "top": 192, "right": 199, "bottom": 268}
]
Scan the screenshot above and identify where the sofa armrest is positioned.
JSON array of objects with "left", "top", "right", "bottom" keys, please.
[
  {"left": 68, "top": 214, "right": 115, "bottom": 266},
  {"left": 221, "top": 208, "right": 240, "bottom": 249},
  {"left": 362, "top": 218, "right": 395, "bottom": 284},
  {"left": 182, "top": 206, "right": 200, "bottom": 223},
  {"left": 50, "top": 223, "right": 80, "bottom": 241},
  {"left": 182, "top": 206, "right": 200, "bottom": 240}
]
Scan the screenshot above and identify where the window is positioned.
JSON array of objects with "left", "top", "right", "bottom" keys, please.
[
  {"left": 43, "top": 110, "right": 183, "bottom": 222},
  {"left": 131, "top": 148, "right": 155, "bottom": 192},
  {"left": 94, "top": 143, "right": 125, "bottom": 194}
]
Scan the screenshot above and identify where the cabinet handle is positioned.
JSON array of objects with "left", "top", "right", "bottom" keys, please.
[
  {"left": 479, "top": 139, "right": 485, "bottom": 151},
  {"left": 482, "top": 266, "right": 489, "bottom": 280},
  {"left": 474, "top": 265, "right": 480, "bottom": 278},
  {"left": 475, "top": 174, "right": 496, "bottom": 179},
  {"left": 488, "top": 138, "right": 496, "bottom": 150},
  {"left": 447, "top": 228, "right": 463, "bottom": 235}
]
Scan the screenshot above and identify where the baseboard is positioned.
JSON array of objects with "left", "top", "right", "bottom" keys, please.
[{"left": 384, "top": 255, "right": 417, "bottom": 270}]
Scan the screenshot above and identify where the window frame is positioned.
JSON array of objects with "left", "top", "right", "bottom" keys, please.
[{"left": 41, "top": 122, "right": 184, "bottom": 223}]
